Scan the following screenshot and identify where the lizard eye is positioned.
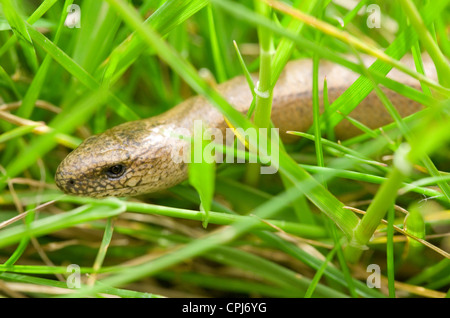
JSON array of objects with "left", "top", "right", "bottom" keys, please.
[{"left": 105, "top": 164, "right": 126, "bottom": 179}]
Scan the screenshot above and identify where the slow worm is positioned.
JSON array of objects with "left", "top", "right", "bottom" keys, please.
[{"left": 55, "top": 55, "right": 436, "bottom": 197}]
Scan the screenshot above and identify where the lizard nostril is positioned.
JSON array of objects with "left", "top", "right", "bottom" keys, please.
[{"left": 68, "top": 179, "right": 75, "bottom": 186}]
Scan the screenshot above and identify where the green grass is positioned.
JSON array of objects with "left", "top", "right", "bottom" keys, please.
[{"left": 0, "top": 0, "right": 449, "bottom": 298}]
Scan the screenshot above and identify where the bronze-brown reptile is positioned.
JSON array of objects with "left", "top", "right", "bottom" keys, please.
[{"left": 55, "top": 55, "right": 436, "bottom": 198}]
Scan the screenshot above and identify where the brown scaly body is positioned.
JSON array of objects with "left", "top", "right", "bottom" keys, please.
[{"left": 55, "top": 55, "right": 436, "bottom": 198}]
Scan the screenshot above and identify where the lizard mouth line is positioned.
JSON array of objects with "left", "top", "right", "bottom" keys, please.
[{"left": 57, "top": 178, "right": 152, "bottom": 197}]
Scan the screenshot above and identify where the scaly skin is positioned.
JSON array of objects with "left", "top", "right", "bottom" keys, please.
[{"left": 55, "top": 56, "right": 436, "bottom": 198}]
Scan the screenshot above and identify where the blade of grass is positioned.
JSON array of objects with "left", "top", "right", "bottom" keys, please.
[
  {"left": 207, "top": 4, "right": 227, "bottom": 83},
  {"left": 345, "top": 166, "right": 407, "bottom": 262},
  {"left": 0, "top": 194, "right": 329, "bottom": 241},
  {"left": 336, "top": 47, "right": 450, "bottom": 231},
  {"left": 342, "top": 0, "right": 368, "bottom": 27},
  {"left": 266, "top": 0, "right": 447, "bottom": 94},
  {"left": 406, "top": 259, "right": 450, "bottom": 285},
  {"left": 270, "top": 0, "right": 318, "bottom": 84},
  {"left": 244, "top": 0, "right": 275, "bottom": 186},
  {"left": 98, "top": 0, "right": 209, "bottom": 84},
  {"left": 123, "top": 200, "right": 326, "bottom": 238},
  {"left": 0, "top": 206, "right": 37, "bottom": 277},
  {"left": 386, "top": 206, "right": 396, "bottom": 298},
  {"left": 0, "top": 0, "right": 58, "bottom": 61},
  {"left": 209, "top": 245, "right": 347, "bottom": 297},
  {"left": 66, "top": 183, "right": 326, "bottom": 296},
  {"left": 255, "top": 231, "right": 384, "bottom": 298},
  {"left": 362, "top": 55, "right": 450, "bottom": 202},
  {"left": 435, "top": 13, "right": 450, "bottom": 57},
  {"left": 289, "top": 132, "right": 383, "bottom": 163},
  {"left": 323, "top": 76, "right": 336, "bottom": 141},
  {"left": 312, "top": 2, "right": 326, "bottom": 186},
  {"left": 25, "top": 24, "right": 139, "bottom": 122},
  {"left": 18, "top": 0, "right": 73, "bottom": 118},
  {"left": 0, "top": 125, "right": 38, "bottom": 144},
  {"left": 0, "top": 64, "right": 21, "bottom": 98},
  {"left": 113, "top": 221, "right": 341, "bottom": 297},
  {"left": 0, "top": 272, "right": 162, "bottom": 298},
  {"left": 0, "top": 264, "right": 116, "bottom": 275},
  {"left": 411, "top": 42, "right": 432, "bottom": 96}
]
